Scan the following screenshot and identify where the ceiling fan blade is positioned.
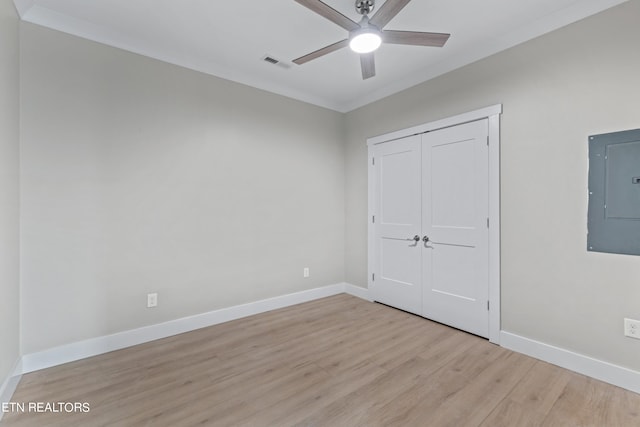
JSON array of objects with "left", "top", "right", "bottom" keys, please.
[
  {"left": 293, "top": 39, "right": 349, "bottom": 65},
  {"left": 369, "top": 0, "right": 412, "bottom": 29},
  {"left": 383, "top": 30, "right": 450, "bottom": 47},
  {"left": 360, "top": 53, "right": 376, "bottom": 80},
  {"left": 294, "top": 0, "right": 360, "bottom": 32}
]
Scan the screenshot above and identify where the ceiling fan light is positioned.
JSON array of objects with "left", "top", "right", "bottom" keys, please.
[{"left": 349, "top": 31, "right": 382, "bottom": 53}]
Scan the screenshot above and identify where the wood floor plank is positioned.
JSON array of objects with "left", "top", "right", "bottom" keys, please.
[
  {"left": 417, "top": 350, "right": 536, "bottom": 427},
  {"left": 355, "top": 340, "right": 509, "bottom": 427},
  {"left": 293, "top": 356, "right": 438, "bottom": 427},
  {"left": 3, "top": 294, "right": 639, "bottom": 427},
  {"left": 309, "top": 311, "right": 433, "bottom": 375},
  {"left": 542, "top": 373, "right": 640, "bottom": 427},
  {"left": 479, "top": 360, "right": 573, "bottom": 426},
  {"left": 240, "top": 360, "right": 388, "bottom": 427},
  {"left": 124, "top": 361, "right": 332, "bottom": 427}
]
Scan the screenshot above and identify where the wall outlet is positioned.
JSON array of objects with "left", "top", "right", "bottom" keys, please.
[
  {"left": 147, "top": 293, "right": 158, "bottom": 308},
  {"left": 303, "top": 267, "right": 310, "bottom": 278},
  {"left": 624, "top": 318, "right": 640, "bottom": 339}
]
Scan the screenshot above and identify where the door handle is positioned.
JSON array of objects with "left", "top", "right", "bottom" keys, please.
[
  {"left": 422, "top": 235, "right": 430, "bottom": 243},
  {"left": 412, "top": 235, "right": 420, "bottom": 242}
]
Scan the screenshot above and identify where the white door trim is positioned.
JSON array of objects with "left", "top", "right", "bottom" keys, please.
[
  {"left": 367, "top": 104, "right": 502, "bottom": 344},
  {"left": 367, "top": 105, "right": 502, "bottom": 146}
]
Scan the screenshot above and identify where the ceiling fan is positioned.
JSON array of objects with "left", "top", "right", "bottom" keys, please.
[{"left": 292, "top": 0, "right": 450, "bottom": 80}]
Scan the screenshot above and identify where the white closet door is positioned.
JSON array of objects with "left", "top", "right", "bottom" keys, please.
[
  {"left": 371, "top": 135, "right": 422, "bottom": 315},
  {"left": 421, "top": 119, "right": 490, "bottom": 337}
]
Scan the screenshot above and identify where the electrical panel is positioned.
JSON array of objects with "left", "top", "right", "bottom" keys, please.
[{"left": 588, "top": 128, "right": 640, "bottom": 255}]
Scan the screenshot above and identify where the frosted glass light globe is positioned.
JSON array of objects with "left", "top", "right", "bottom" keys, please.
[{"left": 349, "top": 31, "right": 382, "bottom": 53}]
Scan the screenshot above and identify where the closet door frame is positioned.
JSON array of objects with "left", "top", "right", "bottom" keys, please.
[{"left": 367, "top": 104, "right": 502, "bottom": 344}]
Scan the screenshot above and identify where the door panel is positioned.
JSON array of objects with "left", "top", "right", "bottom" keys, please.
[
  {"left": 431, "top": 138, "right": 477, "bottom": 228},
  {"left": 380, "top": 239, "right": 418, "bottom": 287},
  {"left": 422, "top": 119, "right": 489, "bottom": 337},
  {"left": 380, "top": 150, "right": 418, "bottom": 225},
  {"left": 431, "top": 244, "right": 477, "bottom": 300},
  {"left": 372, "top": 135, "right": 422, "bottom": 315}
]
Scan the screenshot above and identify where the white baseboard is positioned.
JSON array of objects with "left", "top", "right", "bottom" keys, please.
[
  {"left": 21, "top": 283, "right": 348, "bottom": 374},
  {"left": 344, "top": 283, "right": 372, "bottom": 301},
  {"left": 0, "top": 358, "right": 23, "bottom": 421},
  {"left": 501, "top": 331, "right": 640, "bottom": 395}
]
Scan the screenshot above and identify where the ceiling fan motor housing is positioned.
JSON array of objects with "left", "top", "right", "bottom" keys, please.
[{"left": 355, "top": 0, "right": 374, "bottom": 15}]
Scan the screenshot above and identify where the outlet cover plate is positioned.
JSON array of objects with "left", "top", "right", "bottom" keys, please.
[
  {"left": 624, "top": 318, "right": 640, "bottom": 339},
  {"left": 147, "top": 293, "right": 158, "bottom": 308}
]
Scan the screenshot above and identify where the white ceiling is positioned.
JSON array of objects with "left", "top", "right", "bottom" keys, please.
[{"left": 14, "top": 0, "right": 627, "bottom": 112}]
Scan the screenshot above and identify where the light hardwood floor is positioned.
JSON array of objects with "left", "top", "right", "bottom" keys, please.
[{"left": 2, "top": 294, "right": 639, "bottom": 426}]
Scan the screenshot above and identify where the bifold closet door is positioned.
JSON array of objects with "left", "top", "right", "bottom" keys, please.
[
  {"left": 371, "top": 135, "right": 422, "bottom": 315},
  {"left": 421, "top": 119, "right": 489, "bottom": 337}
]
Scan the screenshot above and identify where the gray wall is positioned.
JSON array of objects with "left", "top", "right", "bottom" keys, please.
[
  {"left": 0, "top": 0, "right": 20, "bottom": 386},
  {"left": 20, "top": 23, "right": 345, "bottom": 354},
  {"left": 345, "top": 1, "right": 640, "bottom": 371}
]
